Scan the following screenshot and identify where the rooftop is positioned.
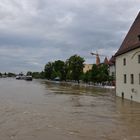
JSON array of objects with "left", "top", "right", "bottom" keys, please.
[{"left": 115, "top": 12, "right": 140, "bottom": 57}]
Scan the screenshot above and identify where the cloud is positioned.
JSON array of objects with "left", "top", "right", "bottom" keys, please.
[{"left": 0, "top": 0, "right": 140, "bottom": 72}]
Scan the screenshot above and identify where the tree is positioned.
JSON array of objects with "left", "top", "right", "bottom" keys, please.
[
  {"left": 97, "top": 64, "right": 109, "bottom": 83},
  {"left": 62, "top": 61, "right": 69, "bottom": 81},
  {"left": 53, "top": 60, "right": 65, "bottom": 80},
  {"left": 81, "top": 70, "right": 92, "bottom": 83},
  {"left": 91, "top": 64, "right": 99, "bottom": 83},
  {"left": 54, "top": 60, "right": 69, "bottom": 81},
  {"left": 67, "top": 55, "right": 85, "bottom": 83},
  {"left": 32, "top": 72, "right": 40, "bottom": 79},
  {"left": 7, "top": 73, "right": 16, "bottom": 77},
  {"left": 53, "top": 60, "right": 65, "bottom": 72},
  {"left": 44, "top": 62, "right": 54, "bottom": 79},
  {"left": 91, "top": 64, "right": 109, "bottom": 84},
  {"left": 40, "top": 71, "right": 45, "bottom": 79}
]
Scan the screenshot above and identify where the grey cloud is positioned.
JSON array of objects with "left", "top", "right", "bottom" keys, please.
[{"left": 0, "top": 0, "right": 140, "bottom": 72}]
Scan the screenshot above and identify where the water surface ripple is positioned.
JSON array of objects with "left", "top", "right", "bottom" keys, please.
[{"left": 0, "top": 78, "right": 140, "bottom": 140}]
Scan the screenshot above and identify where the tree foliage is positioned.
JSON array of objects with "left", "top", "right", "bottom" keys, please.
[
  {"left": 91, "top": 64, "right": 109, "bottom": 83},
  {"left": 44, "top": 62, "right": 54, "bottom": 80},
  {"left": 25, "top": 54, "right": 111, "bottom": 85},
  {"left": 81, "top": 70, "right": 92, "bottom": 83},
  {"left": 67, "top": 55, "right": 85, "bottom": 83}
]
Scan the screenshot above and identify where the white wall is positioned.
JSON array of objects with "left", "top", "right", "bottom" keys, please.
[
  {"left": 116, "top": 48, "right": 140, "bottom": 102},
  {"left": 109, "top": 65, "right": 115, "bottom": 78}
]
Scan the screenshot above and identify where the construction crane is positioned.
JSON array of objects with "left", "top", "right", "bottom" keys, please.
[{"left": 90, "top": 52, "right": 107, "bottom": 65}]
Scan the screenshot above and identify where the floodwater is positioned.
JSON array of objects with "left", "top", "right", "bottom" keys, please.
[{"left": 0, "top": 78, "right": 140, "bottom": 140}]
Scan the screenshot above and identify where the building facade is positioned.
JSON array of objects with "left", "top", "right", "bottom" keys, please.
[
  {"left": 116, "top": 48, "right": 140, "bottom": 102},
  {"left": 115, "top": 12, "right": 140, "bottom": 102},
  {"left": 109, "top": 56, "right": 115, "bottom": 79},
  {"left": 83, "top": 64, "right": 93, "bottom": 73}
]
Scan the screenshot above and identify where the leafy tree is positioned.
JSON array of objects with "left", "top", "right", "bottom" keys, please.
[
  {"left": 62, "top": 61, "right": 69, "bottom": 81},
  {"left": 67, "top": 55, "right": 85, "bottom": 83},
  {"left": 32, "top": 72, "right": 40, "bottom": 79},
  {"left": 44, "top": 62, "right": 54, "bottom": 79},
  {"left": 91, "top": 64, "right": 99, "bottom": 83},
  {"left": 53, "top": 60, "right": 65, "bottom": 80},
  {"left": 7, "top": 73, "right": 16, "bottom": 77},
  {"left": 81, "top": 70, "right": 92, "bottom": 83},
  {"left": 53, "top": 60, "right": 65, "bottom": 72},
  {"left": 98, "top": 64, "right": 109, "bottom": 82},
  {"left": 40, "top": 71, "right": 45, "bottom": 79},
  {"left": 91, "top": 64, "right": 109, "bottom": 83}
]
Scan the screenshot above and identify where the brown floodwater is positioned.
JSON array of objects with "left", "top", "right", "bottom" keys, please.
[{"left": 0, "top": 78, "right": 140, "bottom": 140}]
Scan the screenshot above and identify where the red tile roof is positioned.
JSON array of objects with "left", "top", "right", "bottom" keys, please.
[
  {"left": 115, "top": 12, "right": 140, "bottom": 57},
  {"left": 109, "top": 55, "right": 115, "bottom": 65}
]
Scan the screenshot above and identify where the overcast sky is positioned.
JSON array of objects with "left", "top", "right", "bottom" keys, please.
[{"left": 0, "top": 0, "right": 140, "bottom": 73}]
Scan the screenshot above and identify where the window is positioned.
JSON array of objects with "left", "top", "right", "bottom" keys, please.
[
  {"left": 138, "top": 55, "right": 140, "bottom": 63},
  {"left": 139, "top": 74, "right": 140, "bottom": 85},
  {"left": 123, "top": 58, "right": 126, "bottom": 65},
  {"left": 130, "top": 74, "right": 134, "bottom": 84},
  {"left": 124, "top": 74, "right": 127, "bottom": 83}
]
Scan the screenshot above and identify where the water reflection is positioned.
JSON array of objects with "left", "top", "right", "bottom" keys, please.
[
  {"left": 41, "top": 80, "right": 140, "bottom": 140},
  {"left": 42, "top": 80, "right": 113, "bottom": 96}
]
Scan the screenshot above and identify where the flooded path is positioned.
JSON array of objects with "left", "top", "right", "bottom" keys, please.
[{"left": 0, "top": 78, "right": 140, "bottom": 140}]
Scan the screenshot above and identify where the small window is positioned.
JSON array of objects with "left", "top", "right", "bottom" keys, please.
[
  {"left": 130, "top": 74, "right": 134, "bottom": 84},
  {"left": 123, "top": 58, "right": 126, "bottom": 65},
  {"left": 124, "top": 74, "right": 127, "bottom": 83},
  {"left": 139, "top": 74, "right": 140, "bottom": 85},
  {"left": 138, "top": 55, "right": 140, "bottom": 63}
]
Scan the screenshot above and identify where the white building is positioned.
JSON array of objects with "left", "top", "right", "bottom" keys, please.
[
  {"left": 109, "top": 56, "right": 115, "bottom": 79},
  {"left": 115, "top": 12, "right": 140, "bottom": 102}
]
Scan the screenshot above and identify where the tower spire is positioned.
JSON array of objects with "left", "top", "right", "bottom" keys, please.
[{"left": 96, "top": 53, "right": 100, "bottom": 65}]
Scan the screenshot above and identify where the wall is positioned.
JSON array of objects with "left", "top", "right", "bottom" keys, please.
[
  {"left": 109, "top": 65, "right": 115, "bottom": 78},
  {"left": 83, "top": 64, "right": 93, "bottom": 73},
  {"left": 116, "top": 48, "right": 140, "bottom": 102}
]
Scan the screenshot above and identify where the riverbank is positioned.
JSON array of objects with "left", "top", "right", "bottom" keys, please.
[{"left": 43, "top": 79, "right": 115, "bottom": 89}]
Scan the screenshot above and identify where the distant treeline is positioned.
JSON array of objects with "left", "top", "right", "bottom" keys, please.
[
  {"left": 0, "top": 72, "right": 16, "bottom": 77},
  {"left": 27, "top": 54, "right": 114, "bottom": 84},
  {"left": 1, "top": 54, "right": 114, "bottom": 84}
]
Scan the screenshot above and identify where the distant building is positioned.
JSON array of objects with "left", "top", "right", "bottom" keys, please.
[
  {"left": 104, "top": 57, "right": 109, "bottom": 65},
  {"left": 96, "top": 54, "right": 100, "bottom": 65},
  {"left": 115, "top": 12, "right": 140, "bottom": 102},
  {"left": 90, "top": 52, "right": 101, "bottom": 65},
  {"left": 100, "top": 57, "right": 115, "bottom": 79},
  {"left": 84, "top": 56, "right": 115, "bottom": 81},
  {"left": 83, "top": 64, "right": 93, "bottom": 73},
  {"left": 108, "top": 56, "right": 115, "bottom": 79}
]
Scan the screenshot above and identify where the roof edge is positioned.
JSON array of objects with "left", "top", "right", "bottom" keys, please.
[{"left": 115, "top": 44, "right": 140, "bottom": 57}]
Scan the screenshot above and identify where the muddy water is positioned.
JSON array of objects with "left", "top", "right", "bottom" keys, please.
[{"left": 0, "top": 78, "right": 140, "bottom": 140}]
